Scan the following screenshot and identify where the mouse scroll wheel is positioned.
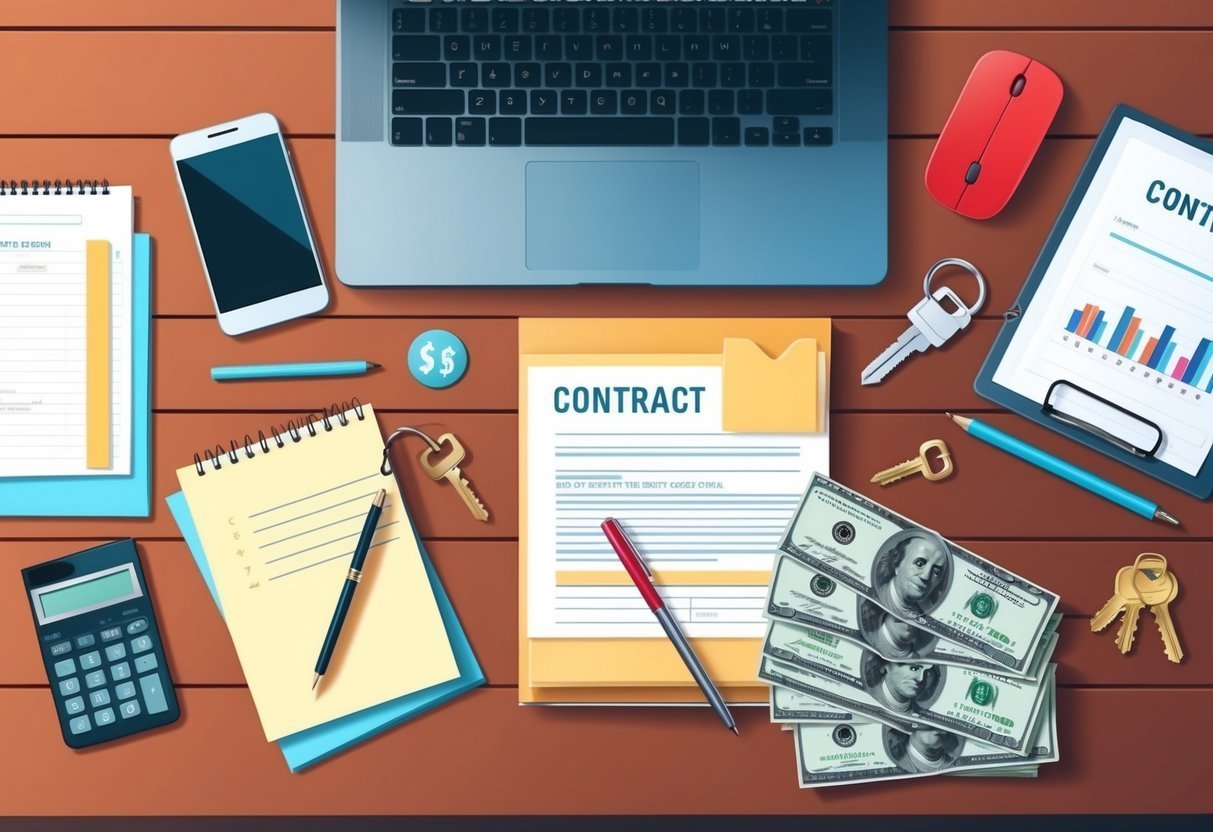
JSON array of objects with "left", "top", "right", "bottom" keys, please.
[{"left": 1010, "top": 74, "right": 1027, "bottom": 97}]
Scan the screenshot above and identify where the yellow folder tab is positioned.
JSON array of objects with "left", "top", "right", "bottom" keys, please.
[
  {"left": 85, "top": 240, "right": 111, "bottom": 470},
  {"left": 722, "top": 337, "right": 818, "bottom": 433}
]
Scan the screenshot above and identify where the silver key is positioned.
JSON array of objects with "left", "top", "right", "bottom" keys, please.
[{"left": 860, "top": 258, "right": 987, "bottom": 386}]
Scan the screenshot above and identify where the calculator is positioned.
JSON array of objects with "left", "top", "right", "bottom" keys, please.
[{"left": 22, "top": 539, "right": 179, "bottom": 749}]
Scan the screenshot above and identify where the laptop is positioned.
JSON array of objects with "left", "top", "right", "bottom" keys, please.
[{"left": 336, "top": 0, "right": 887, "bottom": 286}]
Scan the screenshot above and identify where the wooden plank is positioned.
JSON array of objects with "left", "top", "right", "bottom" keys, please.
[
  {"left": 154, "top": 317, "right": 1001, "bottom": 413},
  {"left": 0, "top": 412, "right": 518, "bottom": 540},
  {"left": 0, "top": 1, "right": 333, "bottom": 27},
  {"left": 0, "top": 541, "right": 516, "bottom": 688},
  {"left": 7, "top": 1, "right": 1213, "bottom": 30},
  {"left": 0, "top": 411, "right": 1203, "bottom": 540},
  {"left": 891, "top": 0, "right": 1213, "bottom": 27},
  {"left": 2, "top": 540, "right": 1205, "bottom": 687},
  {"left": 0, "top": 687, "right": 1207, "bottom": 815},
  {"left": 4, "top": 32, "right": 1213, "bottom": 137},
  {"left": 0, "top": 136, "right": 1087, "bottom": 318}
]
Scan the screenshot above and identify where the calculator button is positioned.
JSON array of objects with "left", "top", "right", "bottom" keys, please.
[
  {"left": 79, "top": 650, "right": 102, "bottom": 670},
  {"left": 53, "top": 658, "right": 77, "bottom": 678},
  {"left": 59, "top": 678, "right": 81, "bottom": 696},
  {"left": 130, "top": 635, "right": 153, "bottom": 655},
  {"left": 75, "top": 634, "right": 96, "bottom": 649},
  {"left": 64, "top": 696, "right": 85, "bottom": 715},
  {"left": 139, "top": 672, "right": 169, "bottom": 715},
  {"left": 85, "top": 670, "right": 106, "bottom": 689},
  {"left": 134, "top": 654, "right": 158, "bottom": 674},
  {"left": 51, "top": 641, "right": 72, "bottom": 657},
  {"left": 100, "top": 627, "right": 123, "bottom": 642},
  {"left": 105, "top": 643, "right": 127, "bottom": 662},
  {"left": 110, "top": 662, "right": 131, "bottom": 682},
  {"left": 126, "top": 618, "right": 148, "bottom": 635},
  {"left": 115, "top": 681, "right": 136, "bottom": 701},
  {"left": 119, "top": 700, "right": 141, "bottom": 720},
  {"left": 94, "top": 707, "right": 116, "bottom": 726},
  {"left": 68, "top": 715, "right": 91, "bottom": 735},
  {"left": 89, "top": 689, "right": 111, "bottom": 708}
]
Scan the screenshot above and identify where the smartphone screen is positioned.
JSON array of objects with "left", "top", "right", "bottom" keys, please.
[{"left": 175, "top": 134, "right": 323, "bottom": 313}]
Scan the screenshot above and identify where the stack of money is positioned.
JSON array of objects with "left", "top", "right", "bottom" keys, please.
[{"left": 758, "top": 475, "right": 1062, "bottom": 788}]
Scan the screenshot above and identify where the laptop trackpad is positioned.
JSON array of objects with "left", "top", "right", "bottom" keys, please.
[{"left": 526, "top": 161, "right": 700, "bottom": 271}]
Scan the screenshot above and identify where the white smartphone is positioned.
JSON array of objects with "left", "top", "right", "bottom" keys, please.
[{"left": 170, "top": 112, "right": 329, "bottom": 336}]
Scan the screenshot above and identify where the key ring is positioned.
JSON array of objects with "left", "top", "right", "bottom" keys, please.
[
  {"left": 924, "top": 258, "right": 987, "bottom": 317},
  {"left": 380, "top": 426, "right": 443, "bottom": 476}
]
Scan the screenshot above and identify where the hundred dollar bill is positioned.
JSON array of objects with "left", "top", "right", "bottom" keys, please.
[
  {"left": 770, "top": 685, "right": 852, "bottom": 723},
  {"left": 792, "top": 682, "right": 1058, "bottom": 788},
  {"left": 766, "top": 554, "right": 1062, "bottom": 680},
  {"left": 759, "top": 621, "right": 1054, "bottom": 754},
  {"left": 778, "top": 474, "right": 1059, "bottom": 674}
]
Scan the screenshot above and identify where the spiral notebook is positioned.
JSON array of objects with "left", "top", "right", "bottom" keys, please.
[
  {"left": 175, "top": 402, "right": 460, "bottom": 741},
  {"left": 0, "top": 179, "right": 133, "bottom": 477}
]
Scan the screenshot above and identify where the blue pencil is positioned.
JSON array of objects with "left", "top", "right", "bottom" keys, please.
[
  {"left": 947, "top": 413, "right": 1179, "bottom": 526},
  {"left": 211, "top": 360, "right": 380, "bottom": 381}
]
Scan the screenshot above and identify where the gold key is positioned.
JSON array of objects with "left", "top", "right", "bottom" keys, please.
[
  {"left": 417, "top": 432, "right": 490, "bottom": 522},
  {"left": 1131, "top": 554, "right": 1183, "bottom": 664},
  {"left": 870, "top": 439, "right": 954, "bottom": 486},
  {"left": 1090, "top": 565, "right": 1135, "bottom": 633}
]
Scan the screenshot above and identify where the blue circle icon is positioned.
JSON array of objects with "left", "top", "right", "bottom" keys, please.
[{"left": 408, "top": 329, "right": 468, "bottom": 389}]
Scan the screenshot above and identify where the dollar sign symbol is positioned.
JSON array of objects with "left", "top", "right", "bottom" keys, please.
[
  {"left": 418, "top": 341, "right": 435, "bottom": 375},
  {"left": 439, "top": 346, "right": 456, "bottom": 377}
]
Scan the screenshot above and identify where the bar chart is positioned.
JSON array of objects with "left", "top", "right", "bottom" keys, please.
[{"left": 1063, "top": 301, "right": 1213, "bottom": 393}]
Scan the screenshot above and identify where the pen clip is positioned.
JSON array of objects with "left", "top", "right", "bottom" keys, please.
[{"left": 631, "top": 542, "right": 653, "bottom": 579}]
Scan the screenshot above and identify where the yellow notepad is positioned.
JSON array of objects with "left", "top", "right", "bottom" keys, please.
[{"left": 176, "top": 404, "right": 459, "bottom": 741}]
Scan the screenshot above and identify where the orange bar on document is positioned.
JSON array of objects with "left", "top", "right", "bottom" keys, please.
[
  {"left": 1118, "top": 317, "right": 1142, "bottom": 357},
  {"left": 1076, "top": 304, "right": 1097, "bottom": 338},
  {"left": 85, "top": 240, "right": 111, "bottom": 469}
]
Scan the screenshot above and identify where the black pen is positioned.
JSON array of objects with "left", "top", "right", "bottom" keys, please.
[{"left": 312, "top": 489, "right": 386, "bottom": 692}]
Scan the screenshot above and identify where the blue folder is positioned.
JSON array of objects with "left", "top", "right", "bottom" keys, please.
[
  {"left": 0, "top": 233, "right": 152, "bottom": 516},
  {"left": 166, "top": 490, "right": 484, "bottom": 771}
]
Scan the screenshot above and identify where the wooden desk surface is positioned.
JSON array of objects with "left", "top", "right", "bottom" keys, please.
[{"left": 2, "top": 0, "right": 1211, "bottom": 817}]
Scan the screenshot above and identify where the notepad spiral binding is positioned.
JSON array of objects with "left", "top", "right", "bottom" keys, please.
[
  {"left": 192, "top": 400, "right": 365, "bottom": 477},
  {"left": 0, "top": 179, "right": 111, "bottom": 196}
]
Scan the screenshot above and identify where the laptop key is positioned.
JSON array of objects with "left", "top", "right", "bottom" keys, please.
[
  {"left": 489, "top": 117, "right": 522, "bottom": 146},
  {"left": 678, "top": 117, "right": 710, "bottom": 146},
  {"left": 483, "top": 63, "right": 510, "bottom": 88},
  {"left": 505, "top": 36, "right": 531, "bottom": 61},
  {"left": 461, "top": 7, "right": 488, "bottom": 34},
  {"left": 500, "top": 90, "right": 527, "bottom": 115},
  {"left": 455, "top": 117, "right": 486, "bottom": 147},
  {"left": 523, "top": 7, "right": 549, "bottom": 33},
  {"left": 744, "top": 126, "right": 771, "bottom": 146},
  {"left": 767, "top": 89, "right": 832, "bottom": 115},
  {"left": 393, "top": 8, "right": 425, "bottom": 33},
  {"left": 614, "top": 7, "right": 639, "bottom": 33},
  {"left": 738, "top": 89, "right": 763, "bottom": 114},
  {"left": 394, "top": 35, "right": 440, "bottom": 62},
  {"left": 606, "top": 63, "right": 631, "bottom": 87},
  {"left": 684, "top": 35, "right": 709, "bottom": 61},
  {"left": 721, "top": 63, "right": 746, "bottom": 88},
  {"left": 671, "top": 8, "right": 697, "bottom": 33},
  {"left": 531, "top": 90, "right": 558, "bottom": 114},
  {"left": 708, "top": 90, "right": 734, "bottom": 115},
  {"left": 583, "top": 7, "right": 608, "bottom": 33},
  {"left": 772, "top": 35, "right": 797, "bottom": 61},
  {"left": 679, "top": 89, "right": 705, "bottom": 116},
  {"left": 642, "top": 7, "right": 668, "bottom": 33},
  {"left": 546, "top": 63, "right": 572, "bottom": 87},
  {"left": 591, "top": 90, "right": 618, "bottom": 115},
  {"left": 429, "top": 7, "right": 456, "bottom": 34},
  {"left": 665, "top": 63, "right": 689, "bottom": 87},
  {"left": 779, "top": 62, "right": 831, "bottom": 88},
  {"left": 566, "top": 35, "right": 592, "bottom": 60},
  {"left": 621, "top": 90, "right": 647, "bottom": 114},
  {"left": 700, "top": 7, "right": 726, "bottom": 34},
  {"left": 575, "top": 63, "right": 602, "bottom": 87},
  {"left": 773, "top": 130, "right": 802, "bottom": 147},
  {"left": 655, "top": 35, "right": 680, "bottom": 60},
  {"left": 627, "top": 36, "right": 652, "bottom": 60},
  {"left": 444, "top": 35, "right": 469, "bottom": 60},
  {"left": 774, "top": 117, "right": 801, "bottom": 134},
  {"left": 469, "top": 91, "right": 496, "bottom": 116},
  {"left": 650, "top": 89, "right": 675, "bottom": 114},
  {"left": 635, "top": 63, "right": 660, "bottom": 87},
  {"left": 757, "top": 8, "right": 784, "bottom": 33},
  {"left": 390, "top": 117, "right": 423, "bottom": 146},
  {"left": 392, "top": 63, "right": 446, "bottom": 88},
  {"left": 744, "top": 35, "right": 770, "bottom": 61},
  {"left": 515, "top": 63, "right": 541, "bottom": 87},
  {"left": 801, "top": 36, "right": 833, "bottom": 65},
  {"left": 787, "top": 9, "right": 833, "bottom": 34},
  {"left": 525, "top": 117, "right": 675, "bottom": 146},
  {"left": 536, "top": 35, "right": 562, "bottom": 61},
  {"left": 554, "top": 7, "right": 580, "bottom": 33},
  {"left": 426, "top": 118, "right": 453, "bottom": 147},
  {"left": 597, "top": 35, "right": 622, "bottom": 61},
  {"left": 713, "top": 36, "right": 740, "bottom": 61},
  {"left": 749, "top": 63, "right": 775, "bottom": 88},
  {"left": 561, "top": 90, "right": 588, "bottom": 114},
  {"left": 450, "top": 63, "right": 478, "bottom": 88},
  {"left": 474, "top": 35, "right": 501, "bottom": 61},
  {"left": 393, "top": 90, "right": 464, "bottom": 116},
  {"left": 492, "top": 7, "right": 519, "bottom": 34},
  {"left": 804, "top": 126, "right": 833, "bottom": 146},
  {"left": 692, "top": 63, "right": 717, "bottom": 88}
]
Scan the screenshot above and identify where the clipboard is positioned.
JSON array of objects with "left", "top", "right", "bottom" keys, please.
[{"left": 976, "top": 105, "right": 1213, "bottom": 498}]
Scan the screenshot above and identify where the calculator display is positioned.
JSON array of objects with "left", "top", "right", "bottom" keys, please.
[{"left": 31, "top": 565, "right": 143, "bottom": 625}]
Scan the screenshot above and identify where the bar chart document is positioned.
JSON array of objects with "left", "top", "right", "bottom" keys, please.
[{"left": 994, "top": 118, "right": 1213, "bottom": 475}]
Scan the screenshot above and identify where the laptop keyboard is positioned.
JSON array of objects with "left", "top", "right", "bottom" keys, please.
[{"left": 388, "top": 2, "right": 835, "bottom": 148}]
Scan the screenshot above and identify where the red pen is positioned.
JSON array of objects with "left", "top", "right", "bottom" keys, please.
[{"left": 601, "top": 517, "right": 739, "bottom": 735}]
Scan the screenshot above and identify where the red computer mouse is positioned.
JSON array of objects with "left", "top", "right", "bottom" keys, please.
[{"left": 925, "top": 50, "right": 1063, "bottom": 220}]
